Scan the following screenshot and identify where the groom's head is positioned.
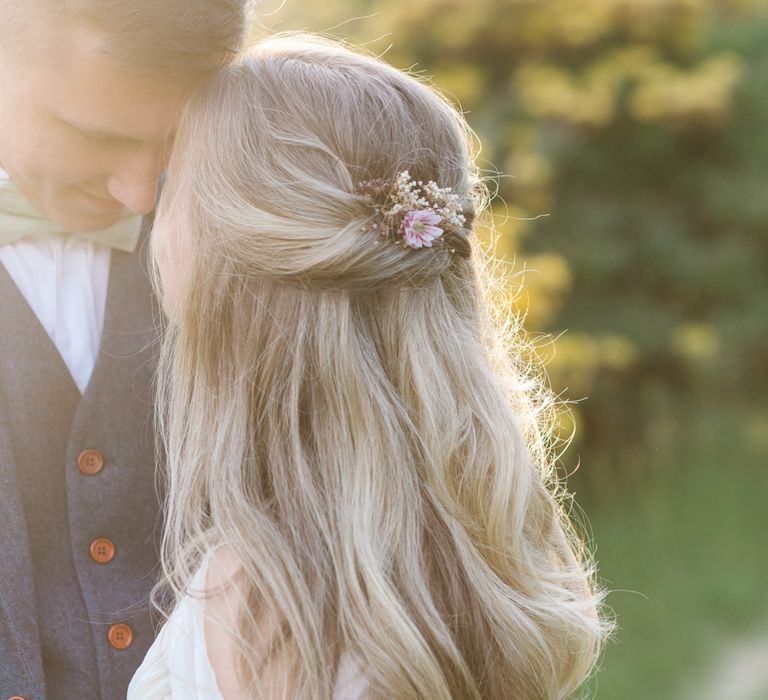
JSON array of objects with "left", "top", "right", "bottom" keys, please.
[{"left": 0, "top": 0, "right": 255, "bottom": 233}]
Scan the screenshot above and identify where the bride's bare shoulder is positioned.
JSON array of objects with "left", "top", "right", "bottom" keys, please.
[
  {"left": 205, "top": 545, "right": 243, "bottom": 590},
  {"left": 203, "top": 545, "right": 367, "bottom": 699},
  {"left": 203, "top": 545, "right": 290, "bottom": 699},
  {"left": 203, "top": 546, "right": 250, "bottom": 699}
]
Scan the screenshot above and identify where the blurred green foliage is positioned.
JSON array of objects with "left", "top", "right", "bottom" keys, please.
[
  {"left": 586, "top": 398, "right": 768, "bottom": 699},
  {"left": 260, "top": 0, "right": 768, "bottom": 483}
]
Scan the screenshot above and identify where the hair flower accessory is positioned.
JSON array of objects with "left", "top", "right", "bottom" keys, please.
[
  {"left": 355, "top": 170, "right": 468, "bottom": 252},
  {"left": 402, "top": 210, "right": 444, "bottom": 249}
]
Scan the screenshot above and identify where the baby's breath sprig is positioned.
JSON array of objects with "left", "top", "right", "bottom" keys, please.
[{"left": 355, "top": 170, "right": 467, "bottom": 251}]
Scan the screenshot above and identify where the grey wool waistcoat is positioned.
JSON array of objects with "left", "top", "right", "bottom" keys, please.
[{"left": 0, "top": 222, "right": 162, "bottom": 700}]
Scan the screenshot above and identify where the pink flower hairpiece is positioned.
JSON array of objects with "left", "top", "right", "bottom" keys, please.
[{"left": 354, "top": 170, "right": 467, "bottom": 251}]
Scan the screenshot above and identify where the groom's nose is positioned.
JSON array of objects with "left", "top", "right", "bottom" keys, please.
[{"left": 106, "top": 149, "right": 162, "bottom": 215}]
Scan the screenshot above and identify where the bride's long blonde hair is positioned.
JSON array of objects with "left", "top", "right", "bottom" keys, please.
[{"left": 152, "top": 33, "right": 611, "bottom": 699}]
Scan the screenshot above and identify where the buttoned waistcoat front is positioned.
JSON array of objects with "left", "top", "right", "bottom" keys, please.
[{"left": 0, "top": 222, "right": 163, "bottom": 700}]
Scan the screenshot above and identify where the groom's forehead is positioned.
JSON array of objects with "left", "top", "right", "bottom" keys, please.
[{"left": 28, "top": 29, "right": 192, "bottom": 124}]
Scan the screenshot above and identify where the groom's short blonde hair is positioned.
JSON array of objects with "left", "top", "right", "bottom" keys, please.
[{"left": 0, "top": 0, "right": 257, "bottom": 76}]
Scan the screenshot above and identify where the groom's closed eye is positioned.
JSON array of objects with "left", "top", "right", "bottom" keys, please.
[{"left": 59, "top": 116, "right": 140, "bottom": 146}]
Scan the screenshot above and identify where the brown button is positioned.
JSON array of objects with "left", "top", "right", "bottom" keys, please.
[
  {"left": 89, "top": 538, "right": 116, "bottom": 564},
  {"left": 108, "top": 623, "right": 133, "bottom": 650},
  {"left": 78, "top": 449, "right": 104, "bottom": 475}
]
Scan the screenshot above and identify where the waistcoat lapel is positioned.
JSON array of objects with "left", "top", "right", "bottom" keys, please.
[
  {"left": 0, "top": 397, "right": 44, "bottom": 698},
  {"left": 0, "top": 260, "right": 80, "bottom": 698}
]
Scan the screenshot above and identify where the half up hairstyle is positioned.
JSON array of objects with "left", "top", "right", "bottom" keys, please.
[{"left": 152, "top": 33, "right": 612, "bottom": 700}]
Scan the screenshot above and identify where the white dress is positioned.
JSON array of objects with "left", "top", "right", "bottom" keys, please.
[{"left": 127, "top": 554, "right": 367, "bottom": 699}]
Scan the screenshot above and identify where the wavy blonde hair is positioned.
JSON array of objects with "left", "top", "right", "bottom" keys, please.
[{"left": 152, "top": 33, "right": 612, "bottom": 699}]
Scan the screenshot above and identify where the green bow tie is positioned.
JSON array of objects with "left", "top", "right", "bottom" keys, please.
[{"left": 0, "top": 175, "right": 142, "bottom": 253}]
